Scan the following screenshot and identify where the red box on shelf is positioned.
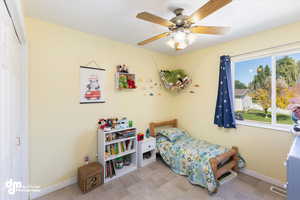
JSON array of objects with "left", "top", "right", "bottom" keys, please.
[{"left": 137, "top": 133, "right": 144, "bottom": 141}]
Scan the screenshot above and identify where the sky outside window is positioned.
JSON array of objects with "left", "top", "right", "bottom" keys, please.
[{"left": 235, "top": 57, "right": 272, "bottom": 87}]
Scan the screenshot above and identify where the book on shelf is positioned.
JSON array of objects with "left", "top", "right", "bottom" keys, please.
[
  {"left": 105, "top": 160, "right": 116, "bottom": 178},
  {"left": 106, "top": 139, "right": 135, "bottom": 157},
  {"left": 118, "top": 142, "right": 122, "bottom": 153},
  {"left": 105, "top": 146, "right": 110, "bottom": 157},
  {"left": 110, "top": 144, "right": 115, "bottom": 155},
  {"left": 125, "top": 140, "right": 129, "bottom": 150},
  {"left": 109, "top": 161, "right": 113, "bottom": 178},
  {"left": 105, "top": 161, "right": 109, "bottom": 178},
  {"left": 130, "top": 140, "right": 134, "bottom": 149},
  {"left": 115, "top": 143, "right": 119, "bottom": 154},
  {"left": 121, "top": 142, "right": 125, "bottom": 152},
  {"left": 128, "top": 140, "right": 134, "bottom": 150},
  {"left": 104, "top": 129, "right": 136, "bottom": 143}
]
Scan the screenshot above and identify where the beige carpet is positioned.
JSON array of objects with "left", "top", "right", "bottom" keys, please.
[{"left": 37, "top": 159, "right": 285, "bottom": 200}]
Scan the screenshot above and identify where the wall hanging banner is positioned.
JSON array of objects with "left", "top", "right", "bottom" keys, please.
[
  {"left": 214, "top": 55, "right": 236, "bottom": 128},
  {"left": 80, "top": 66, "right": 105, "bottom": 104}
]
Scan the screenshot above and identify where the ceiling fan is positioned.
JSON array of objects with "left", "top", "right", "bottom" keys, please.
[{"left": 136, "top": 0, "right": 232, "bottom": 50}]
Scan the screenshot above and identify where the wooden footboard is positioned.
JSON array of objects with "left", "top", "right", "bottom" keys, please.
[{"left": 210, "top": 146, "right": 239, "bottom": 184}]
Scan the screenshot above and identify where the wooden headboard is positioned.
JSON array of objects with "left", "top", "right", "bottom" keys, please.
[{"left": 149, "top": 119, "right": 177, "bottom": 137}]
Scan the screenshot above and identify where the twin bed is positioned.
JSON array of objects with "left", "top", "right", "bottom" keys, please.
[{"left": 149, "top": 119, "right": 245, "bottom": 193}]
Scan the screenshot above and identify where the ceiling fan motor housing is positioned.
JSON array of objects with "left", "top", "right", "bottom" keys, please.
[
  {"left": 169, "top": 8, "right": 193, "bottom": 30},
  {"left": 173, "top": 8, "right": 184, "bottom": 16}
]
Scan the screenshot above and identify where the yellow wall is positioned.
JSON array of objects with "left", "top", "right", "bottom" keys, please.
[
  {"left": 27, "top": 16, "right": 300, "bottom": 189},
  {"left": 26, "top": 17, "right": 175, "bottom": 188},
  {"left": 173, "top": 21, "right": 300, "bottom": 182}
]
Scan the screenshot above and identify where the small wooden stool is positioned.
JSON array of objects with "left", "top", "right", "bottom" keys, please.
[{"left": 78, "top": 162, "right": 103, "bottom": 193}]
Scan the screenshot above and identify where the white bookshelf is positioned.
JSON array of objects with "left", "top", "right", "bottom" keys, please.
[{"left": 98, "top": 127, "right": 137, "bottom": 183}]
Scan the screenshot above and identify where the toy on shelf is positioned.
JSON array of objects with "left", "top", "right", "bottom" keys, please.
[
  {"left": 117, "top": 64, "right": 129, "bottom": 73},
  {"left": 112, "top": 118, "right": 118, "bottom": 129},
  {"left": 127, "top": 75, "right": 136, "bottom": 89},
  {"left": 146, "top": 128, "right": 150, "bottom": 138},
  {"left": 116, "top": 117, "right": 129, "bottom": 129},
  {"left": 115, "top": 158, "right": 124, "bottom": 169},
  {"left": 128, "top": 120, "right": 133, "bottom": 128},
  {"left": 116, "top": 65, "right": 136, "bottom": 89},
  {"left": 119, "top": 74, "right": 128, "bottom": 89},
  {"left": 106, "top": 119, "right": 113, "bottom": 129},
  {"left": 137, "top": 133, "right": 144, "bottom": 141},
  {"left": 98, "top": 119, "right": 107, "bottom": 129},
  {"left": 98, "top": 117, "right": 133, "bottom": 131},
  {"left": 123, "top": 155, "right": 131, "bottom": 166}
]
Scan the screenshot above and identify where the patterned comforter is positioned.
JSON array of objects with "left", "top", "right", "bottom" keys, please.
[{"left": 156, "top": 135, "right": 245, "bottom": 193}]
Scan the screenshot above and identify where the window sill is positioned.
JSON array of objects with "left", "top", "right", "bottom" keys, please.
[{"left": 236, "top": 120, "right": 291, "bottom": 133}]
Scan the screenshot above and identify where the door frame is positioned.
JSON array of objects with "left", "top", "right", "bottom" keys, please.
[{"left": 3, "top": 0, "right": 29, "bottom": 199}]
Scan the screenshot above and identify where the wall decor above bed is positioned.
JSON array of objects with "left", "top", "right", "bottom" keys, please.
[
  {"left": 138, "top": 78, "right": 163, "bottom": 96},
  {"left": 160, "top": 69, "right": 191, "bottom": 92}
]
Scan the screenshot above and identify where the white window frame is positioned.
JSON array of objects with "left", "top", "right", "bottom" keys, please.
[{"left": 231, "top": 48, "right": 300, "bottom": 133}]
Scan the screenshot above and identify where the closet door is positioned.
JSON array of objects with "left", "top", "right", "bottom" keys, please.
[{"left": 0, "top": 0, "right": 27, "bottom": 199}]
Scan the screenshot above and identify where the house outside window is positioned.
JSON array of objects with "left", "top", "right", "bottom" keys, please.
[{"left": 232, "top": 50, "right": 300, "bottom": 131}]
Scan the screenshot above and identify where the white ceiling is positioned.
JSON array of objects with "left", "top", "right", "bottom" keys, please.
[{"left": 23, "top": 0, "right": 300, "bottom": 55}]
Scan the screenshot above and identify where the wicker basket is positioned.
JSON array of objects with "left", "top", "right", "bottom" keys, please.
[{"left": 78, "top": 162, "right": 103, "bottom": 193}]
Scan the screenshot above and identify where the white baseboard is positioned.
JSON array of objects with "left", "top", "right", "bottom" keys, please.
[
  {"left": 240, "top": 168, "right": 285, "bottom": 188},
  {"left": 30, "top": 177, "right": 77, "bottom": 200},
  {"left": 29, "top": 168, "right": 284, "bottom": 199}
]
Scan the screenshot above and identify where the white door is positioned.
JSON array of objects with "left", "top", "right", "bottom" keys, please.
[{"left": 0, "top": 0, "right": 27, "bottom": 199}]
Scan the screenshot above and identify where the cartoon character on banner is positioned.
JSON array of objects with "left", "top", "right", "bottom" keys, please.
[{"left": 85, "top": 75, "right": 101, "bottom": 100}]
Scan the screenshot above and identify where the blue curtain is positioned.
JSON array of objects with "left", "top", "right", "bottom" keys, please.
[{"left": 214, "top": 55, "right": 236, "bottom": 128}]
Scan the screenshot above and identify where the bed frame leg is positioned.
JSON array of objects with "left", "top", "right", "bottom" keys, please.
[
  {"left": 232, "top": 146, "right": 239, "bottom": 171},
  {"left": 208, "top": 188, "right": 218, "bottom": 195},
  {"left": 209, "top": 158, "right": 219, "bottom": 195},
  {"left": 210, "top": 158, "right": 218, "bottom": 178}
]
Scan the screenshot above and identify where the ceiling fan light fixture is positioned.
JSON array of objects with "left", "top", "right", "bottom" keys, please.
[
  {"left": 173, "top": 30, "right": 187, "bottom": 42},
  {"left": 167, "top": 38, "right": 188, "bottom": 50},
  {"left": 167, "top": 29, "right": 194, "bottom": 50},
  {"left": 177, "top": 41, "right": 188, "bottom": 49},
  {"left": 167, "top": 39, "right": 175, "bottom": 48}
]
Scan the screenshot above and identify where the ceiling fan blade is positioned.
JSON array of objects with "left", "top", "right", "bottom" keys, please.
[
  {"left": 189, "top": 0, "right": 232, "bottom": 23},
  {"left": 136, "top": 12, "right": 175, "bottom": 28},
  {"left": 190, "top": 26, "right": 230, "bottom": 35},
  {"left": 138, "top": 32, "right": 170, "bottom": 46}
]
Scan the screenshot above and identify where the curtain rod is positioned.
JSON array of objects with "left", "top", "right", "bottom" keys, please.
[{"left": 230, "top": 41, "right": 300, "bottom": 58}]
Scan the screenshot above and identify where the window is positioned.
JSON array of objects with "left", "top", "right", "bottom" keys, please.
[{"left": 232, "top": 51, "right": 300, "bottom": 131}]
